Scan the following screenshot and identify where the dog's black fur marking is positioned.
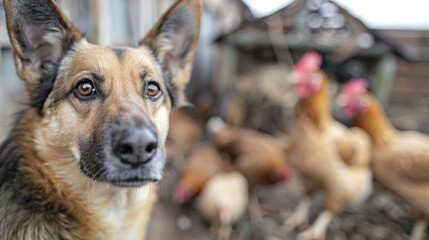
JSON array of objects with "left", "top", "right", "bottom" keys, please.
[
  {"left": 30, "top": 49, "right": 73, "bottom": 112},
  {"left": 162, "top": 71, "right": 177, "bottom": 107},
  {"left": 78, "top": 123, "right": 107, "bottom": 181},
  {"left": 31, "top": 75, "right": 56, "bottom": 111},
  {"left": 110, "top": 47, "right": 126, "bottom": 60},
  {"left": 0, "top": 137, "right": 19, "bottom": 187}
]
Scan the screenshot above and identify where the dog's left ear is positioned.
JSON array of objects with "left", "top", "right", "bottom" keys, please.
[{"left": 140, "top": 0, "right": 202, "bottom": 107}]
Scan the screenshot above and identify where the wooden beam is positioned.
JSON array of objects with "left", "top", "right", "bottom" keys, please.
[
  {"left": 157, "top": 0, "right": 175, "bottom": 16},
  {"left": 89, "top": 0, "right": 111, "bottom": 45},
  {"left": 372, "top": 54, "right": 397, "bottom": 108},
  {"left": 131, "top": 0, "right": 157, "bottom": 41},
  {"left": 217, "top": 44, "right": 238, "bottom": 93}
]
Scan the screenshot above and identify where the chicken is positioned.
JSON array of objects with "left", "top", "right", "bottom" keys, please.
[
  {"left": 285, "top": 52, "right": 372, "bottom": 239},
  {"left": 196, "top": 171, "right": 249, "bottom": 240},
  {"left": 194, "top": 91, "right": 217, "bottom": 125},
  {"left": 166, "top": 109, "right": 202, "bottom": 160},
  {"left": 339, "top": 78, "right": 429, "bottom": 240},
  {"left": 174, "top": 144, "right": 225, "bottom": 203},
  {"left": 207, "top": 117, "right": 291, "bottom": 188}
]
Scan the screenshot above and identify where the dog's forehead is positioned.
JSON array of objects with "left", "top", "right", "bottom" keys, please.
[{"left": 66, "top": 43, "right": 162, "bottom": 80}]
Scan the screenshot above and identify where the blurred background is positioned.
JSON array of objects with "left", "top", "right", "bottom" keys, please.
[{"left": 1, "top": 0, "right": 429, "bottom": 239}]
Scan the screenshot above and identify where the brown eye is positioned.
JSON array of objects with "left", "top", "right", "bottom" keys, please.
[
  {"left": 74, "top": 79, "right": 96, "bottom": 99},
  {"left": 145, "top": 82, "right": 162, "bottom": 100}
]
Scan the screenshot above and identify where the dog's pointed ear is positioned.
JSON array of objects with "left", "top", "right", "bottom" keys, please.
[
  {"left": 3, "top": 0, "right": 83, "bottom": 98},
  {"left": 140, "top": 0, "right": 202, "bottom": 107}
]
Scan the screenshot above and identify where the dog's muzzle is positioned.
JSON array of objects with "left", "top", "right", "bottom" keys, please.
[{"left": 79, "top": 114, "right": 166, "bottom": 188}]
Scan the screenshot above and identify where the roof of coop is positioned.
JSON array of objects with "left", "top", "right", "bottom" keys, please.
[{"left": 217, "top": 0, "right": 419, "bottom": 62}]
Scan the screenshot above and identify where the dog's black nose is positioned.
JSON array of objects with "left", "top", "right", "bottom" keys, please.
[{"left": 113, "top": 128, "right": 158, "bottom": 167}]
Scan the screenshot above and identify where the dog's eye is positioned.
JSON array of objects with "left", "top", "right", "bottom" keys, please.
[
  {"left": 145, "top": 82, "right": 162, "bottom": 100},
  {"left": 75, "top": 79, "right": 96, "bottom": 98}
]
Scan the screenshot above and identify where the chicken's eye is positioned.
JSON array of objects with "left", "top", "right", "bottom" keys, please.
[{"left": 145, "top": 82, "right": 162, "bottom": 101}]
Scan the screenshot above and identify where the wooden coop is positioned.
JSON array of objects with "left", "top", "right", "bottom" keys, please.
[
  {"left": 379, "top": 29, "right": 429, "bottom": 133},
  {"left": 214, "top": 0, "right": 420, "bottom": 134}
]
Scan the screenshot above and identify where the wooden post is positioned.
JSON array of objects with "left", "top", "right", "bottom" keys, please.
[
  {"left": 131, "top": 0, "right": 157, "bottom": 41},
  {"left": 373, "top": 54, "right": 397, "bottom": 108},
  {"left": 217, "top": 44, "right": 238, "bottom": 93},
  {"left": 90, "top": 0, "right": 111, "bottom": 45},
  {"left": 57, "top": 0, "right": 78, "bottom": 24},
  {"left": 217, "top": 43, "right": 238, "bottom": 118},
  {"left": 157, "top": 0, "right": 175, "bottom": 16}
]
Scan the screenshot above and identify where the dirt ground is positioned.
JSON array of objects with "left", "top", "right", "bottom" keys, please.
[{"left": 146, "top": 161, "right": 422, "bottom": 240}]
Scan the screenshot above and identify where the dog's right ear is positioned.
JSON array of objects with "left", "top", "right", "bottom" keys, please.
[
  {"left": 140, "top": 0, "right": 202, "bottom": 107},
  {"left": 3, "top": 0, "right": 83, "bottom": 99}
]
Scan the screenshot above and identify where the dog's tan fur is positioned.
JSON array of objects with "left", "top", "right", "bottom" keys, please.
[{"left": 0, "top": 0, "right": 201, "bottom": 239}]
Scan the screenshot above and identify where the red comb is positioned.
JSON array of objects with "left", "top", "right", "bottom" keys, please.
[
  {"left": 341, "top": 78, "right": 368, "bottom": 96},
  {"left": 294, "top": 51, "right": 322, "bottom": 73}
]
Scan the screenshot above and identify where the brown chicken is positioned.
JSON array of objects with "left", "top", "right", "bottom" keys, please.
[
  {"left": 166, "top": 109, "right": 202, "bottom": 160},
  {"left": 197, "top": 171, "right": 249, "bottom": 240},
  {"left": 339, "top": 78, "right": 429, "bottom": 240},
  {"left": 173, "top": 144, "right": 225, "bottom": 203},
  {"left": 286, "top": 52, "right": 372, "bottom": 240},
  {"left": 207, "top": 117, "right": 291, "bottom": 188}
]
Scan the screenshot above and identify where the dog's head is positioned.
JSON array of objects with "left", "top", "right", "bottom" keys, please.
[{"left": 3, "top": 0, "right": 201, "bottom": 187}]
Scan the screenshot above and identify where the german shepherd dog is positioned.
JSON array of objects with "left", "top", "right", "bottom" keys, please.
[{"left": 0, "top": 0, "right": 201, "bottom": 239}]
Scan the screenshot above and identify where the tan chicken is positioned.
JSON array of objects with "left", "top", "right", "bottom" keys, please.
[
  {"left": 166, "top": 109, "right": 202, "bottom": 160},
  {"left": 207, "top": 117, "right": 291, "bottom": 188},
  {"left": 286, "top": 52, "right": 372, "bottom": 239},
  {"left": 173, "top": 144, "right": 225, "bottom": 203},
  {"left": 196, "top": 171, "right": 249, "bottom": 240},
  {"left": 339, "top": 78, "right": 429, "bottom": 240}
]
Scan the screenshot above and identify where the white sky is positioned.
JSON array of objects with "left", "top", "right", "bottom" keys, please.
[{"left": 242, "top": 0, "right": 429, "bottom": 29}]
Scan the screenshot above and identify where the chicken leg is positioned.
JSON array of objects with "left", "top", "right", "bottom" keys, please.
[
  {"left": 410, "top": 219, "right": 428, "bottom": 240},
  {"left": 297, "top": 210, "right": 333, "bottom": 240},
  {"left": 284, "top": 196, "right": 312, "bottom": 231}
]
